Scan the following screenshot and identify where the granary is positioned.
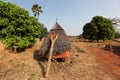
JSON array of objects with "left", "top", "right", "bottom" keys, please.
[{"left": 38, "top": 22, "right": 71, "bottom": 61}]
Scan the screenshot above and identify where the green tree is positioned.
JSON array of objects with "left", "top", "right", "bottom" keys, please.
[
  {"left": 82, "top": 16, "right": 115, "bottom": 42},
  {"left": 83, "top": 22, "right": 98, "bottom": 40},
  {"left": 39, "top": 24, "right": 48, "bottom": 40},
  {"left": 31, "top": 4, "right": 47, "bottom": 40},
  {"left": 32, "top": 4, "right": 43, "bottom": 20},
  {"left": 42, "top": 27, "right": 48, "bottom": 37},
  {"left": 0, "top": 1, "right": 42, "bottom": 52}
]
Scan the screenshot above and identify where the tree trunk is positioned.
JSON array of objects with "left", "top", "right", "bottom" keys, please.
[
  {"left": 97, "top": 39, "right": 99, "bottom": 42},
  {"left": 44, "top": 35, "right": 58, "bottom": 78}
]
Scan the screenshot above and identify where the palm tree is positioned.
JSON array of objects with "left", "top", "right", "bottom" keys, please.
[{"left": 32, "top": 4, "right": 43, "bottom": 20}]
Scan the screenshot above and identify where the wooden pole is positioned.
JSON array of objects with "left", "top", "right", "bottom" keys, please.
[{"left": 44, "top": 35, "right": 58, "bottom": 78}]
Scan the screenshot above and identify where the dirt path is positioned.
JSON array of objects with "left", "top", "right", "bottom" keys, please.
[
  {"left": 72, "top": 41, "right": 120, "bottom": 80},
  {"left": 86, "top": 46, "right": 120, "bottom": 79}
]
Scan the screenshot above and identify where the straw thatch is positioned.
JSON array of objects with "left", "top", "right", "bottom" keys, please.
[{"left": 39, "top": 22, "right": 71, "bottom": 58}]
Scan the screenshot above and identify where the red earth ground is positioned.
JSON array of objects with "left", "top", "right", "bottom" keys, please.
[
  {"left": 0, "top": 38, "right": 120, "bottom": 80},
  {"left": 72, "top": 38, "right": 120, "bottom": 79}
]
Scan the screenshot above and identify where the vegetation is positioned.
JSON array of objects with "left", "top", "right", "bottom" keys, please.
[
  {"left": 114, "top": 32, "right": 120, "bottom": 39},
  {"left": 39, "top": 24, "right": 48, "bottom": 40},
  {"left": 110, "top": 17, "right": 120, "bottom": 39},
  {"left": 0, "top": 1, "right": 44, "bottom": 52},
  {"left": 82, "top": 16, "right": 115, "bottom": 42},
  {"left": 111, "top": 17, "right": 120, "bottom": 32},
  {"left": 31, "top": 4, "right": 48, "bottom": 40},
  {"left": 32, "top": 4, "right": 43, "bottom": 20}
]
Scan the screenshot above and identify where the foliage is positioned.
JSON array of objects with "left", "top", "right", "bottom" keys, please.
[
  {"left": 31, "top": 4, "right": 47, "bottom": 40},
  {"left": 39, "top": 24, "right": 48, "bottom": 37},
  {"left": 77, "top": 34, "right": 83, "bottom": 39},
  {"left": 83, "top": 22, "right": 98, "bottom": 40},
  {"left": 114, "top": 32, "right": 120, "bottom": 39},
  {"left": 82, "top": 16, "right": 115, "bottom": 42},
  {"left": 39, "top": 24, "right": 48, "bottom": 40},
  {"left": 0, "top": 1, "right": 43, "bottom": 51},
  {"left": 32, "top": 4, "right": 43, "bottom": 19},
  {"left": 110, "top": 17, "right": 120, "bottom": 32}
]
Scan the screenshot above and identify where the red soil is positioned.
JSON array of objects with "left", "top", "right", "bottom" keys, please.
[{"left": 81, "top": 41, "right": 120, "bottom": 79}]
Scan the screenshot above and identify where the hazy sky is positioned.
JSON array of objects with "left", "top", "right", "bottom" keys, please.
[{"left": 3, "top": 0, "right": 120, "bottom": 36}]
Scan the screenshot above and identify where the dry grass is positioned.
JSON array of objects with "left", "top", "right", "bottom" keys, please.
[
  {"left": 0, "top": 40, "right": 42, "bottom": 80},
  {"left": 0, "top": 38, "right": 120, "bottom": 80}
]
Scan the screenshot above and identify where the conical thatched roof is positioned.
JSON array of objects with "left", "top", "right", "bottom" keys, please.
[
  {"left": 38, "top": 22, "right": 71, "bottom": 58},
  {"left": 51, "top": 22, "right": 63, "bottom": 30}
]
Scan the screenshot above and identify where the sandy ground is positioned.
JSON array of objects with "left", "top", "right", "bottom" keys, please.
[{"left": 0, "top": 38, "right": 120, "bottom": 80}]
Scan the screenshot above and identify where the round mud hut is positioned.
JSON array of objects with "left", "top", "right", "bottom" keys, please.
[{"left": 39, "top": 22, "right": 71, "bottom": 61}]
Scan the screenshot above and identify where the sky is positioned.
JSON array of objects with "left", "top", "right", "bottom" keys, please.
[{"left": 3, "top": 0, "right": 120, "bottom": 36}]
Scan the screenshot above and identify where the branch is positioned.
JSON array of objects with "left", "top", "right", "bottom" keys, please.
[{"left": 44, "top": 34, "right": 58, "bottom": 78}]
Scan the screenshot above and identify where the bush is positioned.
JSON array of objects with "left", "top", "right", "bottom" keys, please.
[
  {"left": 0, "top": 1, "right": 43, "bottom": 52},
  {"left": 82, "top": 16, "right": 115, "bottom": 42},
  {"left": 115, "top": 32, "right": 120, "bottom": 39}
]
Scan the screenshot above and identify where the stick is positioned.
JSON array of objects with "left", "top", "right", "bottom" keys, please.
[{"left": 44, "top": 35, "right": 58, "bottom": 78}]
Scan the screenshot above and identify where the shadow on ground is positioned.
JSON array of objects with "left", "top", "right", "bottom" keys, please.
[
  {"left": 112, "top": 45, "right": 120, "bottom": 56},
  {"left": 33, "top": 50, "right": 46, "bottom": 77},
  {"left": 112, "top": 39, "right": 120, "bottom": 56},
  {"left": 113, "top": 39, "right": 120, "bottom": 43}
]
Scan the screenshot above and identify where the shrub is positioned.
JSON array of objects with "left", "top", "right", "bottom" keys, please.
[{"left": 0, "top": 1, "right": 43, "bottom": 52}]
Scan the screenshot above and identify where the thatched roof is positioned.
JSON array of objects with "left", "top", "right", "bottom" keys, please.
[
  {"left": 39, "top": 22, "right": 71, "bottom": 58},
  {"left": 51, "top": 22, "right": 63, "bottom": 30}
]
